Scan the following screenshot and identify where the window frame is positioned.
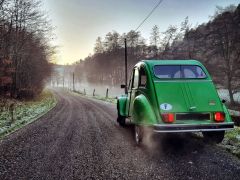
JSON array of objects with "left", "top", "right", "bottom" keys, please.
[
  {"left": 153, "top": 65, "right": 208, "bottom": 80},
  {"left": 128, "top": 70, "right": 134, "bottom": 91},
  {"left": 139, "top": 66, "right": 147, "bottom": 88},
  {"left": 132, "top": 68, "right": 139, "bottom": 89}
]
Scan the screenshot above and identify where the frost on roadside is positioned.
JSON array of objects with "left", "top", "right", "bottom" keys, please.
[{"left": 0, "top": 90, "right": 57, "bottom": 138}]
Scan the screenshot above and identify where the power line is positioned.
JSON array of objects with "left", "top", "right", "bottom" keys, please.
[
  {"left": 135, "top": 0, "right": 164, "bottom": 31},
  {"left": 124, "top": 0, "right": 163, "bottom": 89}
]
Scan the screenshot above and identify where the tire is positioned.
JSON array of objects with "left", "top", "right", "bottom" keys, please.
[
  {"left": 135, "top": 125, "right": 143, "bottom": 145},
  {"left": 117, "top": 115, "right": 126, "bottom": 127},
  {"left": 117, "top": 102, "right": 126, "bottom": 127},
  {"left": 202, "top": 131, "right": 225, "bottom": 144}
]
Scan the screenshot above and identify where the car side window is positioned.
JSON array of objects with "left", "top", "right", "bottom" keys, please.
[
  {"left": 139, "top": 66, "right": 147, "bottom": 88},
  {"left": 132, "top": 68, "right": 139, "bottom": 89}
]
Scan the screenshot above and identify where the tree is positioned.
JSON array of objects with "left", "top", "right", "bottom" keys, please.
[
  {"left": 0, "top": 0, "right": 53, "bottom": 98},
  {"left": 204, "top": 5, "right": 240, "bottom": 104},
  {"left": 126, "top": 30, "right": 140, "bottom": 47},
  {"left": 104, "top": 31, "right": 120, "bottom": 52},
  {"left": 161, "top": 25, "right": 178, "bottom": 58},
  {"left": 211, "top": 4, "right": 237, "bottom": 19},
  {"left": 94, "top": 37, "right": 104, "bottom": 54},
  {"left": 150, "top": 25, "right": 160, "bottom": 56},
  {"left": 173, "top": 16, "right": 193, "bottom": 59}
]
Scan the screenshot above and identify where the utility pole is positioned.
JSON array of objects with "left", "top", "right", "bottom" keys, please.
[
  {"left": 124, "top": 38, "right": 128, "bottom": 94},
  {"left": 63, "top": 67, "right": 65, "bottom": 88},
  {"left": 72, "top": 72, "right": 75, "bottom": 91},
  {"left": 63, "top": 76, "right": 64, "bottom": 88}
]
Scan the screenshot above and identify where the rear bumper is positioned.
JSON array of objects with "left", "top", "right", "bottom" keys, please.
[{"left": 153, "top": 122, "right": 234, "bottom": 133}]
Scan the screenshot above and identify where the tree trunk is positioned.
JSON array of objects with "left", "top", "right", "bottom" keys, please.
[{"left": 227, "top": 78, "right": 235, "bottom": 105}]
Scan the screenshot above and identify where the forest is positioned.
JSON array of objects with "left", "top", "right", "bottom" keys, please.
[
  {"left": 0, "top": 0, "right": 53, "bottom": 99},
  {"left": 73, "top": 4, "right": 240, "bottom": 105}
]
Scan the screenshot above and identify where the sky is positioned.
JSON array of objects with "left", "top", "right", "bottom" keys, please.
[{"left": 42, "top": 0, "right": 240, "bottom": 65}]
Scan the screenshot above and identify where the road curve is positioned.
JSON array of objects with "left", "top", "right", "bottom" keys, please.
[{"left": 0, "top": 89, "right": 240, "bottom": 180}]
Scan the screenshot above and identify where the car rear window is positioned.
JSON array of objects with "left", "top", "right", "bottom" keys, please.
[{"left": 154, "top": 65, "right": 207, "bottom": 79}]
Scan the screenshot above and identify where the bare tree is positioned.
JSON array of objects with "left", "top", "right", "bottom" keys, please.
[
  {"left": 94, "top": 37, "right": 104, "bottom": 54},
  {"left": 0, "top": 0, "right": 53, "bottom": 98},
  {"left": 205, "top": 6, "right": 240, "bottom": 104},
  {"left": 160, "top": 25, "right": 178, "bottom": 58},
  {"left": 150, "top": 25, "right": 160, "bottom": 56},
  {"left": 104, "top": 31, "right": 120, "bottom": 52}
]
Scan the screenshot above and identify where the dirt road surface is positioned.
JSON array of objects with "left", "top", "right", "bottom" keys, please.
[{"left": 0, "top": 89, "right": 240, "bottom": 179}]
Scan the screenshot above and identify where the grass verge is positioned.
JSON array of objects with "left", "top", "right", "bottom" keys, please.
[
  {"left": 71, "top": 89, "right": 117, "bottom": 104},
  {"left": 0, "top": 89, "right": 57, "bottom": 139},
  {"left": 219, "top": 127, "right": 240, "bottom": 158},
  {"left": 89, "top": 95, "right": 117, "bottom": 104}
]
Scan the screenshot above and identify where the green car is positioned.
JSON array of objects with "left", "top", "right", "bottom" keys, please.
[{"left": 117, "top": 60, "right": 234, "bottom": 144}]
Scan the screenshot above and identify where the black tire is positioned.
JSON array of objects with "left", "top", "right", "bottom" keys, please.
[
  {"left": 117, "top": 101, "right": 126, "bottom": 127},
  {"left": 135, "top": 125, "right": 143, "bottom": 145},
  {"left": 117, "top": 115, "right": 126, "bottom": 127},
  {"left": 202, "top": 131, "right": 225, "bottom": 144}
]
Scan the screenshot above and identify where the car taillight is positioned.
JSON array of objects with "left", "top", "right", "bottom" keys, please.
[
  {"left": 214, "top": 112, "right": 225, "bottom": 122},
  {"left": 161, "top": 113, "right": 175, "bottom": 123}
]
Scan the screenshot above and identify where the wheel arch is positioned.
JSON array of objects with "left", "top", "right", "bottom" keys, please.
[
  {"left": 117, "top": 96, "right": 128, "bottom": 117},
  {"left": 132, "top": 94, "right": 158, "bottom": 125}
]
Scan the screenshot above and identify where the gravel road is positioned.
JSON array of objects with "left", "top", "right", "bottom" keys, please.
[{"left": 0, "top": 89, "right": 240, "bottom": 180}]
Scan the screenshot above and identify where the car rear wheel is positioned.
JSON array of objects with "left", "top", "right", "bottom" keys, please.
[
  {"left": 202, "top": 131, "right": 225, "bottom": 143},
  {"left": 135, "top": 125, "right": 143, "bottom": 145}
]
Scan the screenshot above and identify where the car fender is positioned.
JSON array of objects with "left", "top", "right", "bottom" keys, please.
[
  {"left": 132, "top": 94, "right": 158, "bottom": 125},
  {"left": 222, "top": 104, "right": 232, "bottom": 122},
  {"left": 117, "top": 95, "right": 127, "bottom": 117}
]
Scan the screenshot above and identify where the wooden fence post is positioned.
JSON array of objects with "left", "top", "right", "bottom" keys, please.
[
  {"left": 93, "top": 89, "right": 95, "bottom": 96},
  {"left": 106, "top": 88, "right": 109, "bottom": 98},
  {"left": 9, "top": 103, "right": 14, "bottom": 125}
]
